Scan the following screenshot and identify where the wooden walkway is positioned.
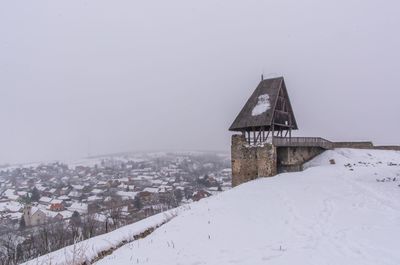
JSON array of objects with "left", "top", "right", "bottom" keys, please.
[{"left": 273, "top": 137, "right": 333, "bottom": 150}]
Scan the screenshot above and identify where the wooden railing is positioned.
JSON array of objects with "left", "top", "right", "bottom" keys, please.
[{"left": 272, "top": 137, "right": 333, "bottom": 149}]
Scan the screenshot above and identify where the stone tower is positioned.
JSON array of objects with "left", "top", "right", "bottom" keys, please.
[
  {"left": 231, "top": 134, "right": 278, "bottom": 186},
  {"left": 23, "top": 205, "right": 32, "bottom": 226},
  {"left": 229, "top": 77, "right": 298, "bottom": 187}
]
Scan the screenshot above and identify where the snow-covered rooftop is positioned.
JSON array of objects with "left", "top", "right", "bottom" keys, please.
[
  {"left": 142, "top": 187, "right": 159, "bottom": 193},
  {"left": 68, "top": 202, "right": 88, "bottom": 214}
]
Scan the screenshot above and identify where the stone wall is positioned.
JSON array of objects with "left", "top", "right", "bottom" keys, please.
[
  {"left": 333, "top": 141, "right": 374, "bottom": 149},
  {"left": 256, "top": 145, "right": 277, "bottom": 177},
  {"left": 231, "top": 135, "right": 276, "bottom": 187},
  {"left": 373, "top": 146, "right": 400, "bottom": 151},
  {"left": 277, "top": 146, "right": 325, "bottom": 172},
  {"left": 231, "top": 134, "right": 400, "bottom": 187},
  {"left": 334, "top": 142, "right": 400, "bottom": 151}
]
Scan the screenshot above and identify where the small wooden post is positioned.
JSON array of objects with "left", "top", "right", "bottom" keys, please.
[
  {"left": 271, "top": 124, "right": 275, "bottom": 143},
  {"left": 262, "top": 128, "right": 265, "bottom": 142}
]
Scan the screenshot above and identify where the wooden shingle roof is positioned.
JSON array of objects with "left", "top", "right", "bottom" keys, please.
[{"left": 229, "top": 77, "right": 298, "bottom": 131}]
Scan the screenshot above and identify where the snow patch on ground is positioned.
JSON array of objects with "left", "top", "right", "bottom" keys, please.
[{"left": 251, "top": 94, "right": 270, "bottom": 116}]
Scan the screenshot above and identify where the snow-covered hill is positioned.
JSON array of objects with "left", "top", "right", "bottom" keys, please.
[{"left": 26, "top": 148, "right": 400, "bottom": 265}]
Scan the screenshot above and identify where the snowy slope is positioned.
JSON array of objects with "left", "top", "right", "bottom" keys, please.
[
  {"left": 21, "top": 210, "right": 180, "bottom": 265},
  {"left": 93, "top": 148, "right": 400, "bottom": 265}
]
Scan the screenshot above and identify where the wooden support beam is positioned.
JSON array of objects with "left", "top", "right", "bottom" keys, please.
[
  {"left": 262, "top": 128, "right": 265, "bottom": 142},
  {"left": 256, "top": 127, "right": 262, "bottom": 144},
  {"left": 254, "top": 129, "right": 260, "bottom": 144},
  {"left": 274, "top": 109, "right": 290, "bottom": 115},
  {"left": 271, "top": 124, "right": 275, "bottom": 140},
  {"left": 265, "top": 130, "right": 270, "bottom": 141},
  {"left": 273, "top": 123, "right": 294, "bottom": 128}
]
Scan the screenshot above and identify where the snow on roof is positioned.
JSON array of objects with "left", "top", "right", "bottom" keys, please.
[
  {"left": 58, "top": 210, "right": 73, "bottom": 219},
  {"left": 39, "top": 196, "right": 52, "bottom": 203},
  {"left": 97, "top": 181, "right": 107, "bottom": 185},
  {"left": 4, "top": 189, "right": 15, "bottom": 196},
  {"left": 137, "top": 175, "right": 154, "bottom": 180},
  {"left": 251, "top": 94, "right": 270, "bottom": 116},
  {"left": 30, "top": 206, "right": 41, "bottom": 215},
  {"left": 17, "top": 191, "right": 28, "bottom": 196},
  {"left": 104, "top": 196, "right": 112, "bottom": 202},
  {"left": 116, "top": 191, "right": 138, "bottom": 200},
  {"left": 72, "top": 184, "right": 84, "bottom": 190},
  {"left": 91, "top": 189, "right": 103, "bottom": 194},
  {"left": 42, "top": 209, "right": 60, "bottom": 218},
  {"left": 36, "top": 185, "right": 47, "bottom": 191},
  {"left": 6, "top": 194, "right": 19, "bottom": 200},
  {"left": 151, "top": 179, "right": 163, "bottom": 185},
  {"left": 68, "top": 190, "right": 82, "bottom": 197},
  {"left": 0, "top": 201, "right": 23, "bottom": 212},
  {"left": 229, "top": 77, "right": 298, "bottom": 131},
  {"left": 158, "top": 185, "right": 172, "bottom": 193},
  {"left": 119, "top": 177, "right": 130, "bottom": 182},
  {"left": 87, "top": 195, "right": 102, "bottom": 202},
  {"left": 51, "top": 199, "right": 63, "bottom": 204},
  {"left": 143, "top": 187, "right": 159, "bottom": 193},
  {"left": 68, "top": 202, "right": 88, "bottom": 214},
  {"left": 8, "top": 211, "right": 22, "bottom": 220}
]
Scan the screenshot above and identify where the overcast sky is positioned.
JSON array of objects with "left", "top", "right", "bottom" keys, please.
[{"left": 0, "top": 0, "right": 399, "bottom": 164}]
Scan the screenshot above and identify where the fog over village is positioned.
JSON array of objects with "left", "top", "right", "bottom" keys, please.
[
  {"left": 1, "top": 1, "right": 400, "bottom": 265},
  {"left": 0, "top": 151, "right": 231, "bottom": 263},
  {"left": 1, "top": 1, "right": 400, "bottom": 164}
]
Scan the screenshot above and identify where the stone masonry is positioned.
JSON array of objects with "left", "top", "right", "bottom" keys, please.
[
  {"left": 276, "top": 146, "right": 325, "bottom": 172},
  {"left": 231, "top": 135, "right": 329, "bottom": 186},
  {"left": 231, "top": 135, "right": 277, "bottom": 187}
]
